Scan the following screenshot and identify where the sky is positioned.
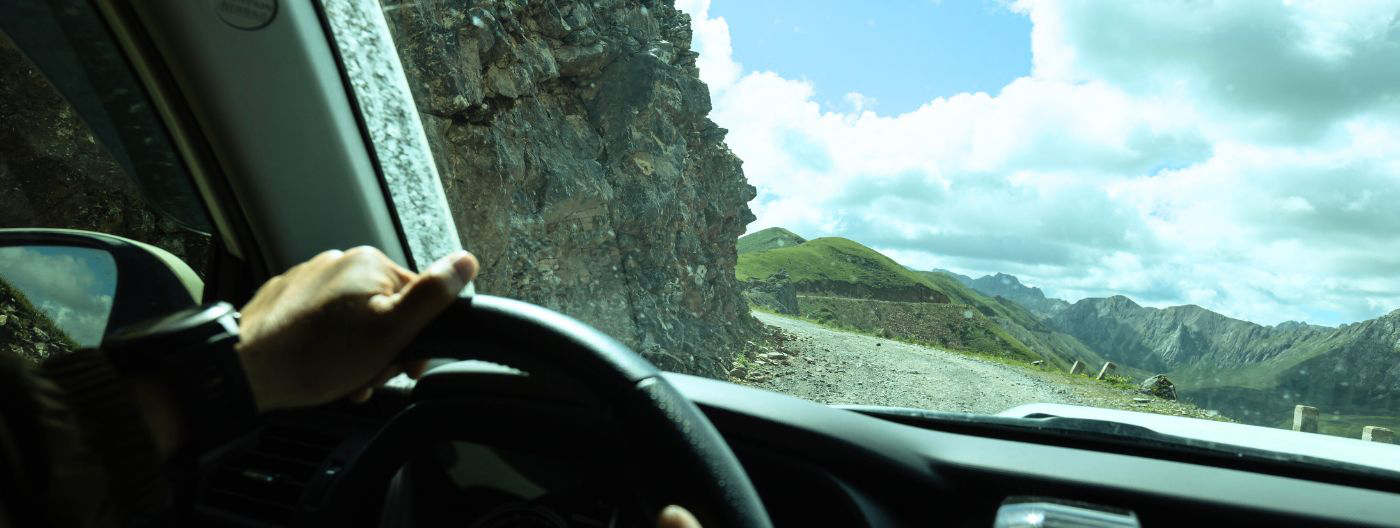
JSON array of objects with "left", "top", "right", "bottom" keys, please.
[
  {"left": 676, "top": 0, "right": 1400, "bottom": 327},
  {"left": 0, "top": 246, "right": 115, "bottom": 347}
]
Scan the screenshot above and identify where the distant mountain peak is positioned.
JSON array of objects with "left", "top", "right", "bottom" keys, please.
[{"left": 951, "top": 271, "right": 1070, "bottom": 319}]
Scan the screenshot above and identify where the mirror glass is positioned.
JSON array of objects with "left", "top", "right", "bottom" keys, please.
[{"left": 0, "top": 246, "right": 116, "bottom": 359}]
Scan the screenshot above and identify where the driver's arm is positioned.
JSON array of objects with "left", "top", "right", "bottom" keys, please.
[
  {"left": 0, "top": 248, "right": 475, "bottom": 527},
  {"left": 0, "top": 247, "right": 701, "bottom": 527}
]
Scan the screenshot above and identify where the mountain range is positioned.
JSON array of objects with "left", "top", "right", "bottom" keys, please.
[
  {"left": 935, "top": 269, "right": 1071, "bottom": 318},
  {"left": 738, "top": 227, "right": 1400, "bottom": 437}
]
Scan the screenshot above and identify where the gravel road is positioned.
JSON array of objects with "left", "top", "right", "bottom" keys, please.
[{"left": 744, "top": 312, "right": 1086, "bottom": 414}]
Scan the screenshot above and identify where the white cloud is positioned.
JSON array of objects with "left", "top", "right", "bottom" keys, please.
[
  {"left": 676, "top": 0, "right": 1400, "bottom": 326},
  {"left": 0, "top": 247, "right": 115, "bottom": 346}
]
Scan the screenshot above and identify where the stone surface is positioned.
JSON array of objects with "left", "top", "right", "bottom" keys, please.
[
  {"left": 1096, "top": 361, "right": 1116, "bottom": 380},
  {"left": 1069, "top": 360, "right": 1084, "bottom": 375},
  {"left": 1293, "top": 405, "right": 1319, "bottom": 433},
  {"left": 742, "top": 270, "right": 799, "bottom": 315},
  {"left": 1139, "top": 374, "right": 1177, "bottom": 400},
  {"left": 1361, "top": 426, "right": 1393, "bottom": 443},
  {"left": 381, "top": 0, "right": 759, "bottom": 376},
  {"left": 0, "top": 280, "right": 75, "bottom": 363}
]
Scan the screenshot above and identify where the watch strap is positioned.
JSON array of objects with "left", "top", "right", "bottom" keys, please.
[{"left": 166, "top": 332, "right": 259, "bottom": 449}]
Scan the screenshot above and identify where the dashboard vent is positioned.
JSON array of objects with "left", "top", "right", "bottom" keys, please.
[{"left": 203, "top": 426, "right": 341, "bottom": 525}]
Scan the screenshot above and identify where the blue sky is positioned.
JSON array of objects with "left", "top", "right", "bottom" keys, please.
[{"left": 708, "top": 0, "right": 1031, "bottom": 114}]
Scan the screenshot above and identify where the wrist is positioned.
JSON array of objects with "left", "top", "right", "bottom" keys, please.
[{"left": 234, "top": 339, "right": 276, "bottom": 414}]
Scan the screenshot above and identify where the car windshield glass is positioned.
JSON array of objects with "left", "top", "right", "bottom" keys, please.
[{"left": 375, "top": 0, "right": 1400, "bottom": 461}]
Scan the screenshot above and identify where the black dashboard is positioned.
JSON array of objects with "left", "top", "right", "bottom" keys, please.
[{"left": 190, "top": 366, "right": 1400, "bottom": 527}]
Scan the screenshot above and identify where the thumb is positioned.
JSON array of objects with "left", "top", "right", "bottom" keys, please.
[
  {"left": 657, "top": 505, "right": 702, "bottom": 528},
  {"left": 386, "top": 251, "right": 478, "bottom": 333}
]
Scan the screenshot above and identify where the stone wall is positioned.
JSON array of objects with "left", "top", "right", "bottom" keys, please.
[{"left": 382, "top": 0, "right": 761, "bottom": 375}]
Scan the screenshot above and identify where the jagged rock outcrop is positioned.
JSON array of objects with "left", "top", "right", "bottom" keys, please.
[
  {"left": 382, "top": 0, "right": 759, "bottom": 375},
  {"left": 741, "top": 270, "right": 798, "bottom": 315},
  {"left": 0, "top": 277, "right": 76, "bottom": 363},
  {"left": 938, "top": 271, "right": 1070, "bottom": 319}
]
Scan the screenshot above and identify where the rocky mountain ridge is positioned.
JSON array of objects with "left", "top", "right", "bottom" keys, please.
[
  {"left": 1049, "top": 296, "right": 1400, "bottom": 428},
  {"left": 935, "top": 270, "right": 1070, "bottom": 318}
]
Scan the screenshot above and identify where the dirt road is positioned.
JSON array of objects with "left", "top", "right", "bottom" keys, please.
[{"left": 744, "top": 312, "right": 1086, "bottom": 414}]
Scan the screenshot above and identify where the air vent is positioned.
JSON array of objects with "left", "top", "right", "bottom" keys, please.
[{"left": 203, "top": 426, "right": 341, "bottom": 525}]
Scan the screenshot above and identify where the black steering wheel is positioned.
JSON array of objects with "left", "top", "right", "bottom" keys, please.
[{"left": 319, "top": 295, "right": 772, "bottom": 527}]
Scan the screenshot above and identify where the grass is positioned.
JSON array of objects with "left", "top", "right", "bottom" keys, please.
[
  {"left": 737, "top": 227, "right": 807, "bottom": 254},
  {"left": 737, "top": 237, "right": 942, "bottom": 293}
]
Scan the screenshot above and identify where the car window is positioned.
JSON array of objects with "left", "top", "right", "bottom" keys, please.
[
  {"left": 368, "top": 0, "right": 1396, "bottom": 461},
  {"left": 0, "top": 5, "right": 213, "bottom": 359}
]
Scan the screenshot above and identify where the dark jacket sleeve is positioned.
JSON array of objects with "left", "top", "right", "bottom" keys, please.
[{"left": 0, "top": 349, "right": 171, "bottom": 528}]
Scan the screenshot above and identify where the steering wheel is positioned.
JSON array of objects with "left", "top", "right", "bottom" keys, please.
[{"left": 318, "top": 295, "right": 773, "bottom": 527}]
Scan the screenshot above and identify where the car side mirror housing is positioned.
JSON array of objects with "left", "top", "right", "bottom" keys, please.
[{"left": 0, "top": 229, "right": 203, "bottom": 358}]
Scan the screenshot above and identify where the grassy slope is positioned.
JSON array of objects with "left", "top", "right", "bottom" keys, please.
[
  {"left": 738, "top": 237, "right": 1109, "bottom": 372},
  {"left": 737, "top": 227, "right": 807, "bottom": 255},
  {"left": 737, "top": 237, "right": 938, "bottom": 291},
  {"left": 0, "top": 276, "right": 78, "bottom": 361},
  {"left": 797, "top": 296, "right": 1039, "bottom": 360}
]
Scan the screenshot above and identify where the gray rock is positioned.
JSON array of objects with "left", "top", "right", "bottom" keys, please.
[
  {"left": 742, "top": 270, "right": 799, "bottom": 315},
  {"left": 383, "top": 0, "right": 760, "bottom": 378},
  {"left": 1139, "top": 374, "right": 1177, "bottom": 400}
]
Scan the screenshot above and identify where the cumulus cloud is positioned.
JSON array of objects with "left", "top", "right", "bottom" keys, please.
[
  {"left": 676, "top": 0, "right": 1400, "bottom": 326},
  {"left": 0, "top": 247, "right": 115, "bottom": 346}
]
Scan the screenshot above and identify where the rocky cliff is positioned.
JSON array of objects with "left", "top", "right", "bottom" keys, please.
[{"left": 381, "top": 0, "right": 760, "bottom": 375}]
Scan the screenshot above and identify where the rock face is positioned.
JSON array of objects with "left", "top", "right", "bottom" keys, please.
[
  {"left": 0, "top": 277, "right": 76, "bottom": 363},
  {"left": 956, "top": 272, "right": 1070, "bottom": 319},
  {"left": 741, "top": 271, "right": 798, "bottom": 315},
  {"left": 381, "top": 0, "right": 760, "bottom": 376}
]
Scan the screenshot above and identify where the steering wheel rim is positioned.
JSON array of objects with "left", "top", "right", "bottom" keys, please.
[{"left": 318, "top": 295, "right": 773, "bottom": 528}]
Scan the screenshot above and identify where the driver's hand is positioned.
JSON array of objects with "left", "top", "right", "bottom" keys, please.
[
  {"left": 235, "top": 247, "right": 478, "bottom": 411},
  {"left": 658, "top": 505, "right": 702, "bottom": 528}
]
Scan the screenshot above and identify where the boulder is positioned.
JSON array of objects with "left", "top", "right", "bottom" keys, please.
[
  {"left": 1139, "top": 375, "right": 1177, "bottom": 400},
  {"left": 741, "top": 270, "right": 799, "bottom": 315}
]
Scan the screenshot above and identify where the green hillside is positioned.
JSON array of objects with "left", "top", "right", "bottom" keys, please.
[
  {"left": 737, "top": 227, "right": 807, "bottom": 254},
  {"left": 736, "top": 235, "right": 1107, "bottom": 371},
  {"left": 737, "top": 237, "right": 949, "bottom": 301}
]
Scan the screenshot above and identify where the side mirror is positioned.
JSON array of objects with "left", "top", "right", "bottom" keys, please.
[{"left": 0, "top": 229, "right": 203, "bottom": 360}]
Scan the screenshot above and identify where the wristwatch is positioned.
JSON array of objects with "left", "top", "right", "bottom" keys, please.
[{"left": 103, "top": 302, "right": 260, "bottom": 449}]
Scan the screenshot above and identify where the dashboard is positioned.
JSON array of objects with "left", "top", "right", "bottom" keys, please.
[{"left": 191, "top": 364, "right": 1400, "bottom": 527}]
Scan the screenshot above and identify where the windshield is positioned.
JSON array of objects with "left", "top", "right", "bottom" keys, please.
[{"left": 375, "top": 0, "right": 1399, "bottom": 453}]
